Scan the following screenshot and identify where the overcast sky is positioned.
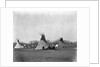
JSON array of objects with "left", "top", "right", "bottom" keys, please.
[{"left": 13, "top": 11, "right": 77, "bottom": 43}]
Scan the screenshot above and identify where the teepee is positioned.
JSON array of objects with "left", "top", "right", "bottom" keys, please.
[
  {"left": 14, "top": 39, "right": 23, "bottom": 48},
  {"left": 35, "top": 33, "right": 48, "bottom": 50},
  {"left": 57, "top": 38, "right": 66, "bottom": 49}
]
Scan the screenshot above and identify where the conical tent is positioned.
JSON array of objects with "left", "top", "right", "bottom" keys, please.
[
  {"left": 35, "top": 33, "right": 48, "bottom": 50},
  {"left": 14, "top": 39, "right": 23, "bottom": 48},
  {"left": 57, "top": 38, "right": 66, "bottom": 49}
]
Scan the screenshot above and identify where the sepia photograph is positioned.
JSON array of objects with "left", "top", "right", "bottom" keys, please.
[{"left": 13, "top": 11, "right": 77, "bottom": 62}]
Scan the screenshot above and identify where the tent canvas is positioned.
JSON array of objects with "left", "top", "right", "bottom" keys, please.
[
  {"left": 57, "top": 41, "right": 66, "bottom": 49},
  {"left": 35, "top": 33, "right": 48, "bottom": 50},
  {"left": 57, "top": 38, "right": 66, "bottom": 49},
  {"left": 35, "top": 40, "right": 48, "bottom": 50},
  {"left": 14, "top": 40, "right": 23, "bottom": 48}
]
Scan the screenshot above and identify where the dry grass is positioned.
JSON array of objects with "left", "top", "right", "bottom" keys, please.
[{"left": 13, "top": 48, "right": 77, "bottom": 62}]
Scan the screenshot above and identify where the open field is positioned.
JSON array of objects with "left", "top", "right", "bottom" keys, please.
[{"left": 13, "top": 48, "right": 77, "bottom": 62}]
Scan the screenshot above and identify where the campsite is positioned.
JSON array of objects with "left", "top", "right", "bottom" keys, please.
[
  {"left": 13, "top": 33, "right": 77, "bottom": 62},
  {"left": 13, "top": 11, "right": 77, "bottom": 62}
]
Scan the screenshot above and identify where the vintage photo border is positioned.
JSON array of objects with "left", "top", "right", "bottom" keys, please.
[{"left": 0, "top": 7, "right": 90, "bottom": 67}]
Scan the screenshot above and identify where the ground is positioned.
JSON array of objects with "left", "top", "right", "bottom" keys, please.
[{"left": 13, "top": 48, "right": 77, "bottom": 62}]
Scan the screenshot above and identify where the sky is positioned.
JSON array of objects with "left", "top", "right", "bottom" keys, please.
[{"left": 13, "top": 11, "right": 77, "bottom": 43}]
